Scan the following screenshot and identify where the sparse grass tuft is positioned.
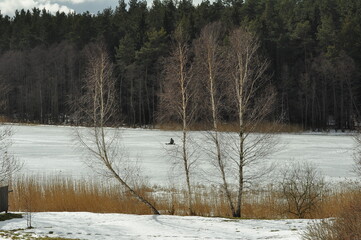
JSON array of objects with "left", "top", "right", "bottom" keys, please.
[{"left": 0, "top": 229, "right": 80, "bottom": 240}]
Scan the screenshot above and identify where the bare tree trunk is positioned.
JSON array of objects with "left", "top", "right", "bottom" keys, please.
[
  {"left": 144, "top": 66, "right": 152, "bottom": 124},
  {"left": 39, "top": 83, "right": 43, "bottom": 124},
  {"left": 333, "top": 82, "right": 337, "bottom": 130},
  {"left": 179, "top": 38, "right": 194, "bottom": 216},
  {"left": 340, "top": 80, "right": 344, "bottom": 131},
  {"left": 311, "top": 81, "right": 316, "bottom": 130},
  {"left": 160, "top": 25, "right": 196, "bottom": 216},
  {"left": 234, "top": 72, "right": 246, "bottom": 217},
  {"left": 118, "top": 74, "right": 124, "bottom": 120},
  {"left": 105, "top": 155, "right": 159, "bottom": 214},
  {"left": 236, "top": 161, "right": 244, "bottom": 217},
  {"left": 227, "top": 27, "right": 276, "bottom": 218},
  {"left": 75, "top": 42, "right": 159, "bottom": 215},
  {"left": 322, "top": 79, "right": 327, "bottom": 130},
  {"left": 130, "top": 77, "right": 135, "bottom": 126},
  {"left": 138, "top": 75, "right": 142, "bottom": 125},
  {"left": 194, "top": 22, "right": 237, "bottom": 216}
]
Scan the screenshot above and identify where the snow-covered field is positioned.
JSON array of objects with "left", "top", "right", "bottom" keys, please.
[
  {"left": 0, "top": 124, "right": 356, "bottom": 240},
  {"left": 8, "top": 124, "right": 357, "bottom": 184},
  {"left": 0, "top": 212, "right": 311, "bottom": 240}
]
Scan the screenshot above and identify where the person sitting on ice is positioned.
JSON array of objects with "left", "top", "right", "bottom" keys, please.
[{"left": 169, "top": 138, "right": 174, "bottom": 145}]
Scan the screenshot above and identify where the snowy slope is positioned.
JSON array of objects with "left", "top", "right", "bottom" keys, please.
[
  {"left": 7, "top": 124, "right": 356, "bottom": 184},
  {"left": 0, "top": 212, "right": 310, "bottom": 240}
]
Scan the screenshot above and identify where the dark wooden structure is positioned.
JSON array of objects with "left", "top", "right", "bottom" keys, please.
[{"left": 0, "top": 186, "right": 9, "bottom": 213}]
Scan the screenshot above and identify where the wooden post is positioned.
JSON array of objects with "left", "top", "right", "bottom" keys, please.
[{"left": 0, "top": 186, "right": 9, "bottom": 213}]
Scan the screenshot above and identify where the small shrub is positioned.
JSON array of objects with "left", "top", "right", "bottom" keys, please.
[
  {"left": 279, "top": 162, "right": 327, "bottom": 218},
  {"left": 303, "top": 193, "right": 361, "bottom": 240}
]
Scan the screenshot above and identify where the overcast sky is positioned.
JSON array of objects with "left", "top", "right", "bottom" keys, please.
[
  {"left": 0, "top": 0, "right": 205, "bottom": 17},
  {"left": 0, "top": 0, "right": 120, "bottom": 16}
]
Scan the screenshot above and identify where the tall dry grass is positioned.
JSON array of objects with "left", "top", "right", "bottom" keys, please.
[
  {"left": 10, "top": 175, "right": 160, "bottom": 214},
  {"left": 7, "top": 175, "right": 357, "bottom": 219},
  {"left": 9, "top": 175, "right": 280, "bottom": 217},
  {"left": 0, "top": 115, "right": 10, "bottom": 123},
  {"left": 303, "top": 191, "right": 361, "bottom": 240}
]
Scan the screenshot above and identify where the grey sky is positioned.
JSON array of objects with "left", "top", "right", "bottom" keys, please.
[
  {"left": 0, "top": 0, "right": 204, "bottom": 17},
  {"left": 66, "top": 0, "right": 119, "bottom": 14},
  {"left": 0, "top": 0, "right": 120, "bottom": 17}
]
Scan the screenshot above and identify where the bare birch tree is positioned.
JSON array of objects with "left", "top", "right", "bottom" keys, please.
[
  {"left": 353, "top": 133, "right": 361, "bottom": 176},
  {"left": 225, "top": 27, "right": 277, "bottom": 217},
  {"left": 159, "top": 25, "right": 198, "bottom": 215},
  {"left": 74, "top": 43, "right": 159, "bottom": 215},
  {"left": 0, "top": 127, "right": 22, "bottom": 186},
  {"left": 193, "top": 22, "right": 237, "bottom": 215},
  {"left": 0, "top": 79, "right": 22, "bottom": 186}
]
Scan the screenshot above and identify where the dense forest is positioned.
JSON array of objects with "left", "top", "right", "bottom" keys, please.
[{"left": 0, "top": 0, "right": 360, "bottom": 130}]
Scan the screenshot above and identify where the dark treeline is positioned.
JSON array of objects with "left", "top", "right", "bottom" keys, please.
[{"left": 0, "top": 0, "right": 360, "bottom": 130}]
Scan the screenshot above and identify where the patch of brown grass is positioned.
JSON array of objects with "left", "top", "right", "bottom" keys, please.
[
  {"left": 303, "top": 191, "right": 361, "bottom": 240},
  {"left": 9, "top": 175, "right": 162, "bottom": 214},
  {"left": 7, "top": 176, "right": 255, "bottom": 217},
  {"left": 8, "top": 175, "right": 358, "bottom": 220},
  {"left": 242, "top": 188, "right": 284, "bottom": 219},
  {"left": 317, "top": 191, "right": 358, "bottom": 219},
  {"left": 0, "top": 115, "right": 11, "bottom": 123}
]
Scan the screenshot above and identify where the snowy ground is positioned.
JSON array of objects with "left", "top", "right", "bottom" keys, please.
[
  {"left": 0, "top": 212, "right": 311, "bottom": 240},
  {"left": 7, "top": 124, "right": 357, "bottom": 185}
]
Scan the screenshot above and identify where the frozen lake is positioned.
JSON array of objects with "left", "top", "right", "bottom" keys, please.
[{"left": 6, "top": 124, "right": 358, "bottom": 185}]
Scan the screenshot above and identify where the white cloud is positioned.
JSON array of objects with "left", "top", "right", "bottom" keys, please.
[
  {"left": 52, "top": 0, "right": 96, "bottom": 4},
  {"left": 39, "top": 2, "right": 74, "bottom": 13},
  {"left": 0, "top": 0, "right": 74, "bottom": 16}
]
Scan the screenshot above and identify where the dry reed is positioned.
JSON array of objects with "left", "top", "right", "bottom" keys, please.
[
  {"left": 303, "top": 191, "right": 361, "bottom": 240},
  {"left": 7, "top": 174, "right": 356, "bottom": 219}
]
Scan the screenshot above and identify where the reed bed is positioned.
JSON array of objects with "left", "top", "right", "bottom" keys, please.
[{"left": 7, "top": 174, "right": 358, "bottom": 219}]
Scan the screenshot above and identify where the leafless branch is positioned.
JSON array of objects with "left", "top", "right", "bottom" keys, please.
[{"left": 73, "top": 42, "right": 159, "bottom": 215}]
